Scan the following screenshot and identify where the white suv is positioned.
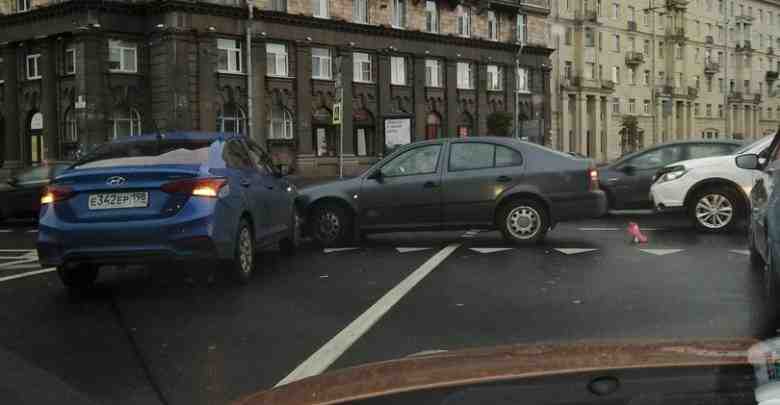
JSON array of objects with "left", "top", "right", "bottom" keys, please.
[{"left": 650, "top": 135, "right": 774, "bottom": 232}]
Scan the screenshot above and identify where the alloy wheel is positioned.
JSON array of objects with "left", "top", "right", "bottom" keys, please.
[
  {"left": 506, "top": 206, "right": 542, "bottom": 240},
  {"left": 694, "top": 193, "right": 733, "bottom": 229},
  {"left": 318, "top": 211, "right": 341, "bottom": 241}
]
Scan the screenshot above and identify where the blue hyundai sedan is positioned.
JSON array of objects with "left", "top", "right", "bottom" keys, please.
[{"left": 37, "top": 132, "right": 299, "bottom": 290}]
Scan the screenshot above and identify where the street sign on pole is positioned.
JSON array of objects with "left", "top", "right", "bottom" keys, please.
[
  {"left": 75, "top": 95, "right": 86, "bottom": 110},
  {"left": 333, "top": 103, "right": 342, "bottom": 125}
]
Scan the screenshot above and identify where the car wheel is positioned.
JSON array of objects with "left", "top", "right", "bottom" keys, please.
[
  {"left": 749, "top": 226, "right": 766, "bottom": 271},
  {"left": 498, "top": 199, "right": 549, "bottom": 245},
  {"left": 57, "top": 264, "right": 98, "bottom": 291},
  {"left": 689, "top": 187, "right": 740, "bottom": 233},
  {"left": 231, "top": 219, "right": 255, "bottom": 285},
  {"left": 279, "top": 210, "right": 300, "bottom": 257},
  {"left": 310, "top": 203, "right": 353, "bottom": 247}
]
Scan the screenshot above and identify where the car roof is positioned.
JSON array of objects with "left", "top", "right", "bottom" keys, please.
[{"left": 109, "top": 131, "right": 243, "bottom": 144}]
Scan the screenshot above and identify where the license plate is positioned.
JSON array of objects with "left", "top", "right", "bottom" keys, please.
[{"left": 88, "top": 192, "right": 149, "bottom": 210}]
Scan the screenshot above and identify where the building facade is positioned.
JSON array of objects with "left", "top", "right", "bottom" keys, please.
[
  {"left": 550, "top": 0, "right": 780, "bottom": 162},
  {"left": 0, "top": 0, "right": 552, "bottom": 177}
]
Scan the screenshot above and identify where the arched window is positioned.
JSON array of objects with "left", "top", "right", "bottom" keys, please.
[
  {"left": 61, "top": 108, "right": 79, "bottom": 160},
  {"left": 268, "top": 105, "right": 294, "bottom": 139},
  {"left": 457, "top": 112, "right": 474, "bottom": 138},
  {"left": 112, "top": 108, "right": 141, "bottom": 139},
  {"left": 425, "top": 112, "right": 442, "bottom": 140},
  {"left": 217, "top": 103, "right": 247, "bottom": 134}
]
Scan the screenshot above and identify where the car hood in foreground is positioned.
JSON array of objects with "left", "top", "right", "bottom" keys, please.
[
  {"left": 666, "top": 155, "right": 737, "bottom": 171},
  {"left": 234, "top": 338, "right": 756, "bottom": 405}
]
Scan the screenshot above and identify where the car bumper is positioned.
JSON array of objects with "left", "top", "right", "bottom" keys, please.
[
  {"left": 552, "top": 190, "right": 608, "bottom": 221},
  {"left": 650, "top": 181, "right": 686, "bottom": 212}
]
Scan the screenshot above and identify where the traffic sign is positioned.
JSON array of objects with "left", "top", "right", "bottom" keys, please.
[{"left": 333, "top": 103, "right": 342, "bottom": 125}]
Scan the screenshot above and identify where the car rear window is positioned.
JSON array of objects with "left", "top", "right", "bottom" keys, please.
[{"left": 73, "top": 139, "right": 214, "bottom": 169}]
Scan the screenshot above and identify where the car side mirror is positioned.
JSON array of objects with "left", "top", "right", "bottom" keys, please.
[
  {"left": 367, "top": 170, "right": 384, "bottom": 182},
  {"left": 621, "top": 165, "right": 636, "bottom": 175},
  {"left": 735, "top": 154, "right": 761, "bottom": 170}
]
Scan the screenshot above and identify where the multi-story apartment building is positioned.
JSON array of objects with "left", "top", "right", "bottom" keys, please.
[
  {"left": 550, "top": 0, "right": 780, "bottom": 161},
  {"left": 0, "top": 0, "right": 552, "bottom": 177}
]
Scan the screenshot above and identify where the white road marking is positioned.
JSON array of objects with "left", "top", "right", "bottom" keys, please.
[
  {"left": 0, "top": 268, "right": 56, "bottom": 283},
  {"left": 554, "top": 248, "right": 598, "bottom": 255},
  {"left": 608, "top": 209, "right": 656, "bottom": 215},
  {"left": 639, "top": 248, "right": 684, "bottom": 256},
  {"left": 396, "top": 247, "right": 433, "bottom": 253},
  {"left": 460, "top": 229, "right": 481, "bottom": 238},
  {"left": 323, "top": 247, "right": 360, "bottom": 253},
  {"left": 0, "top": 258, "right": 39, "bottom": 270},
  {"left": 1, "top": 263, "right": 41, "bottom": 271},
  {"left": 578, "top": 227, "right": 620, "bottom": 231},
  {"left": 730, "top": 249, "right": 750, "bottom": 255},
  {"left": 0, "top": 230, "right": 11, "bottom": 233},
  {"left": 0, "top": 249, "right": 36, "bottom": 252},
  {"left": 469, "top": 247, "right": 514, "bottom": 254},
  {"left": 276, "top": 243, "right": 460, "bottom": 387},
  {"left": 26, "top": 230, "right": 38, "bottom": 233}
]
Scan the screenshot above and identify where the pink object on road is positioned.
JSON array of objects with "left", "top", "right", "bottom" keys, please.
[{"left": 627, "top": 222, "right": 648, "bottom": 244}]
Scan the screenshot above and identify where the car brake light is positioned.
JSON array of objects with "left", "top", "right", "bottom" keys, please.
[
  {"left": 588, "top": 168, "right": 599, "bottom": 191},
  {"left": 41, "top": 185, "right": 74, "bottom": 205},
  {"left": 161, "top": 178, "right": 227, "bottom": 198}
]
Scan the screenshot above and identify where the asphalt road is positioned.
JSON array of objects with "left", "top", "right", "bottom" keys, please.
[{"left": 0, "top": 213, "right": 774, "bottom": 405}]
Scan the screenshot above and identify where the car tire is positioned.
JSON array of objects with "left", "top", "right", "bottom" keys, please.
[
  {"left": 57, "top": 264, "right": 98, "bottom": 291},
  {"left": 279, "top": 210, "right": 300, "bottom": 257},
  {"left": 689, "top": 187, "right": 741, "bottom": 233},
  {"left": 231, "top": 218, "right": 255, "bottom": 285},
  {"left": 498, "top": 199, "right": 549, "bottom": 245},
  {"left": 309, "top": 203, "right": 353, "bottom": 247}
]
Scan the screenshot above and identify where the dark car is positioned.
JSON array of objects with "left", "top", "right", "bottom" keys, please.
[
  {"left": 598, "top": 140, "right": 742, "bottom": 210},
  {"left": 0, "top": 163, "right": 71, "bottom": 222},
  {"left": 297, "top": 137, "right": 607, "bottom": 246}
]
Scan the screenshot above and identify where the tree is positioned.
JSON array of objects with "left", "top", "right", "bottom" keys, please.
[
  {"left": 620, "top": 115, "right": 642, "bottom": 154},
  {"left": 486, "top": 111, "right": 513, "bottom": 137}
]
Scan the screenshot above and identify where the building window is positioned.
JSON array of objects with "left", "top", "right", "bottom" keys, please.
[
  {"left": 269, "top": 105, "right": 294, "bottom": 139},
  {"left": 456, "top": 5, "right": 471, "bottom": 37},
  {"left": 65, "top": 48, "right": 76, "bottom": 75},
  {"left": 311, "top": 48, "right": 332, "bottom": 79},
  {"left": 216, "top": 103, "right": 247, "bottom": 134},
  {"left": 718, "top": 78, "right": 724, "bottom": 93},
  {"left": 353, "top": 52, "right": 372, "bottom": 82},
  {"left": 270, "top": 0, "right": 286, "bottom": 12},
  {"left": 628, "top": 98, "right": 636, "bottom": 113},
  {"left": 425, "top": 1, "right": 438, "bottom": 33},
  {"left": 108, "top": 40, "right": 137, "bottom": 73},
  {"left": 266, "top": 43, "right": 288, "bottom": 76},
  {"left": 675, "top": 43, "right": 683, "bottom": 59},
  {"left": 487, "top": 65, "right": 503, "bottom": 91},
  {"left": 643, "top": 70, "right": 650, "bottom": 85},
  {"left": 564, "top": 28, "right": 573, "bottom": 45},
  {"left": 694, "top": 75, "right": 700, "bottom": 89},
  {"left": 585, "top": 28, "right": 595, "bottom": 47},
  {"left": 425, "top": 59, "right": 442, "bottom": 87},
  {"left": 425, "top": 112, "right": 442, "bottom": 140},
  {"left": 643, "top": 99, "right": 650, "bottom": 114},
  {"left": 585, "top": 62, "right": 596, "bottom": 80},
  {"left": 706, "top": 104, "right": 712, "bottom": 117},
  {"left": 17, "top": 0, "right": 30, "bottom": 12},
  {"left": 564, "top": 61, "right": 572, "bottom": 79},
  {"left": 63, "top": 108, "right": 78, "bottom": 145},
  {"left": 658, "top": 41, "right": 664, "bottom": 58},
  {"left": 26, "top": 54, "right": 41, "bottom": 80},
  {"left": 517, "top": 67, "right": 529, "bottom": 92},
  {"left": 313, "top": 0, "right": 329, "bottom": 18},
  {"left": 628, "top": 67, "right": 636, "bottom": 85},
  {"left": 516, "top": 14, "right": 527, "bottom": 44},
  {"left": 658, "top": 71, "right": 665, "bottom": 83},
  {"left": 487, "top": 10, "right": 498, "bottom": 41},
  {"left": 643, "top": 9, "right": 649, "bottom": 25},
  {"left": 614, "top": 34, "right": 620, "bottom": 51},
  {"left": 644, "top": 39, "right": 650, "bottom": 54},
  {"left": 353, "top": 0, "right": 368, "bottom": 23},
  {"left": 112, "top": 108, "right": 142, "bottom": 139},
  {"left": 628, "top": 5, "right": 635, "bottom": 21},
  {"left": 612, "top": 66, "right": 620, "bottom": 84},
  {"left": 694, "top": 103, "right": 700, "bottom": 116},
  {"left": 457, "top": 62, "right": 473, "bottom": 89},
  {"left": 719, "top": 104, "right": 724, "bottom": 117},
  {"left": 612, "top": 97, "right": 620, "bottom": 113},
  {"left": 217, "top": 39, "right": 242, "bottom": 74},
  {"left": 391, "top": 56, "right": 406, "bottom": 85},
  {"left": 675, "top": 72, "right": 683, "bottom": 87},
  {"left": 392, "top": 0, "right": 406, "bottom": 28},
  {"left": 612, "top": 2, "right": 619, "bottom": 19}
]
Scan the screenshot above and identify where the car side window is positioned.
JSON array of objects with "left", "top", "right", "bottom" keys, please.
[
  {"left": 495, "top": 145, "right": 524, "bottom": 168},
  {"left": 687, "top": 144, "right": 736, "bottom": 160},
  {"left": 15, "top": 166, "right": 50, "bottom": 183},
  {"left": 381, "top": 145, "right": 442, "bottom": 177},
  {"left": 223, "top": 140, "right": 253, "bottom": 170},
  {"left": 449, "top": 143, "right": 495, "bottom": 172},
  {"left": 628, "top": 146, "right": 684, "bottom": 170}
]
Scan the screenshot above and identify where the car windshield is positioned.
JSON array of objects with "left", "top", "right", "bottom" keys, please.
[
  {"left": 734, "top": 135, "right": 774, "bottom": 155},
  {"left": 72, "top": 138, "right": 214, "bottom": 169}
]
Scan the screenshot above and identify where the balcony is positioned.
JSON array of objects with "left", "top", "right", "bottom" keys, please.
[
  {"left": 574, "top": 9, "right": 599, "bottom": 23},
  {"left": 625, "top": 51, "right": 644, "bottom": 65},
  {"left": 736, "top": 41, "right": 752, "bottom": 52},
  {"left": 705, "top": 35, "right": 714, "bottom": 45},
  {"left": 767, "top": 71, "right": 779, "bottom": 82},
  {"left": 666, "top": 0, "right": 688, "bottom": 10},
  {"left": 704, "top": 61, "right": 720, "bottom": 75},
  {"left": 769, "top": 47, "right": 775, "bottom": 55},
  {"left": 666, "top": 27, "right": 685, "bottom": 40},
  {"left": 487, "top": 0, "right": 550, "bottom": 12},
  {"left": 736, "top": 14, "right": 755, "bottom": 24},
  {"left": 602, "top": 80, "right": 616, "bottom": 90},
  {"left": 655, "top": 85, "right": 674, "bottom": 96},
  {"left": 728, "top": 91, "right": 744, "bottom": 103},
  {"left": 628, "top": 21, "right": 637, "bottom": 32},
  {"left": 754, "top": 93, "right": 763, "bottom": 103},
  {"left": 687, "top": 86, "right": 698, "bottom": 98}
]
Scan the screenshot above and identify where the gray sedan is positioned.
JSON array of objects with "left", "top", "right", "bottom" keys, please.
[{"left": 296, "top": 137, "right": 607, "bottom": 246}]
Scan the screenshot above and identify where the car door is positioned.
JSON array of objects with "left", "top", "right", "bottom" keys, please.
[
  {"left": 245, "top": 140, "right": 290, "bottom": 238},
  {"left": 6, "top": 166, "right": 51, "bottom": 218},
  {"left": 751, "top": 134, "right": 780, "bottom": 259},
  {"left": 615, "top": 145, "right": 685, "bottom": 208},
  {"left": 441, "top": 142, "right": 524, "bottom": 227},
  {"left": 224, "top": 139, "right": 273, "bottom": 243},
  {"left": 358, "top": 143, "right": 444, "bottom": 230}
]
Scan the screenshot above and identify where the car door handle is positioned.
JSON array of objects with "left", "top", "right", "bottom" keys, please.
[
  {"left": 240, "top": 179, "right": 251, "bottom": 187},
  {"left": 496, "top": 176, "right": 512, "bottom": 183},
  {"left": 423, "top": 181, "right": 438, "bottom": 189}
]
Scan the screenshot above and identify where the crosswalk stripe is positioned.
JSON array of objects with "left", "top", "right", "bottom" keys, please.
[{"left": 0, "top": 268, "right": 56, "bottom": 283}]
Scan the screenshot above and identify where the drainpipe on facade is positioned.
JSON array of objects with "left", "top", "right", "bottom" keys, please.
[
  {"left": 649, "top": 0, "right": 656, "bottom": 146},
  {"left": 514, "top": 44, "right": 524, "bottom": 139},
  {"left": 246, "top": 1, "right": 254, "bottom": 139}
]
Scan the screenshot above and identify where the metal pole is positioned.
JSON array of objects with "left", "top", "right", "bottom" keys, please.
[
  {"left": 339, "top": 87, "right": 344, "bottom": 178},
  {"left": 649, "top": 0, "right": 656, "bottom": 145},
  {"left": 246, "top": 2, "right": 254, "bottom": 138}
]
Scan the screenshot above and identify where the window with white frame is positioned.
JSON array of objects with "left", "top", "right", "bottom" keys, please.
[
  {"left": 353, "top": 52, "right": 372, "bottom": 82},
  {"left": 392, "top": 0, "right": 406, "bottom": 28},
  {"left": 516, "top": 14, "right": 527, "bottom": 44},
  {"left": 425, "top": 0, "right": 438, "bottom": 33},
  {"left": 487, "top": 10, "right": 498, "bottom": 41},
  {"left": 628, "top": 67, "right": 636, "bottom": 85},
  {"left": 313, "top": 0, "right": 329, "bottom": 18},
  {"left": 108, "top": 40, "right": 137, "bottom": 73},
  {"left": 311, "top": 48, "right": 332, "bottom": 79},
  {"left": 217, "top": 103, "right": 247, "bottom": 134},
  {"left": 425, "top": 59, "right": 442, "bottom": 87},
  {"left": 270, "top": 0, "right": 286, "bottom": 12},
  {"left": 612, "top": 66, "right": 620, "bottom": 83},
  {"left": 353, "top": 0, "right": 368, "bottom": 23},
  {"left": 643, "top": 99, "right": 650, "bottom": 114},
  {"left": 487, "top": 65, "right": 503, "bottom": 91},
  {"left": 456, "top": 5, "right": 471, "bottom": 37},
  {"left": 112, "top": 108, "right": 142, "bottom": 139},
  {"left": 456, "top": 62, "right": 474, "bottom": 89},
  {"left": 612, "top": 97, "right": 620, "bottom": 113},
  {"left": 585, "top": 62, "right": 595, "bottom": 79},
  {"left": 266, "top": 43, "right": 288, "bottom": 76},
  {"left": 63, "top": 108, "right": 78, "bottom": 144},
  {"left": 268, "top": 105, "right": 294, "bottom": 139},
  {"left": 612, "top": 2, "right": 619, "bottom": 19},
  {"left": 217, "top": 39, "right": 243, "bottom": 73},
  {"left": 517, "top": 67, "right": 529, "bottom": 92},
  {"left": 65, "top": 48, "right": 76, "bottom": 75},
  {"left": 628, "top": 98, "right": 636, "bottom": 113},
  {"left": 16, "top": 0, "right": 30, "bottom": 12},
  {"left": 26, "top": 54, "right": 41, "bottom": 80},
  {"left": 390, "top": 56, "right": 406, "bottom": 85}
]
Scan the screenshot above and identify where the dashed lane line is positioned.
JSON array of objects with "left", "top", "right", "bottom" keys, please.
[
  {"left": 730, "top": 249, "right": 750, "bottom": 256},
  {"left": 276, "top": 243, "right": 461, "bottom": 387},
  {"left": 0, "top": 268, "right": 56, "bottom": 283},
  {"left": 323, "top": 247, "right": 360, "bottom": 254},
  {"left": 396, "top": 247, "right": 433, "bottom": 253},
  {"left": 554, "top": 248, "right": 599, "bottom": 255},
  {"left": 469, "top": 247, "right": 514, "bottom": 254},
  {"left": 0, "top": 258, "right": 40, "bottom": 271},
  {"left": 638, "top": 248, "right": 685, "bottom": 256}
]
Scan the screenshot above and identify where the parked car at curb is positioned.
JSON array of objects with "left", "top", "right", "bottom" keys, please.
[
  {"left": 598, "top": 140, "right": 742, "bottom": 210},
  {"left": 36, "top": 132, "right": 299, "bottom": 291},
  {"left": 296, "top": 137, "right": 607, "bottom": 246},
  {"left": 650, "top": 135, "right": 774, "bottom": 232},
  {"left": 0, "top": 163, "right": 72, "bottom": 223}
]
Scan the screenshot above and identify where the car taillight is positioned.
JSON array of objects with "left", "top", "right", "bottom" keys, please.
[
  {"left": 41, "top": 185, "right": 74, "bottom": 205},
  {"left": 588, "top": 168, "right": 599, "bottom": 191},
  {"left": 161, "top": 178, "right": 227, "bottom": 198}
]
